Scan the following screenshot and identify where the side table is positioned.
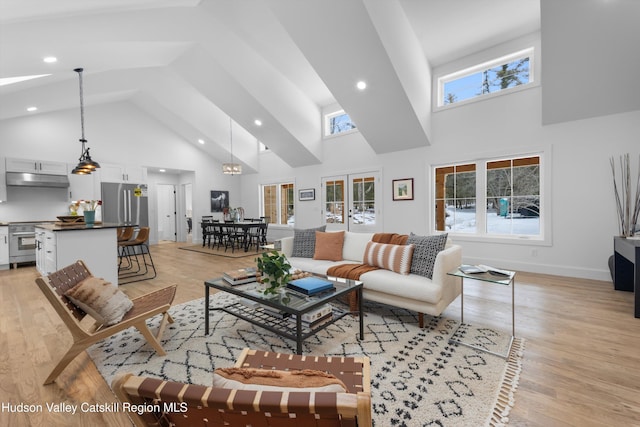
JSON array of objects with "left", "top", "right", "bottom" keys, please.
[{"left": 447, "top": 266, "right": 515, "bottom": 358}]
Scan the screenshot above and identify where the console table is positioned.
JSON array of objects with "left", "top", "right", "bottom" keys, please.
[{"left": 613, "top": 236, "right": 640, "bottom": 318}]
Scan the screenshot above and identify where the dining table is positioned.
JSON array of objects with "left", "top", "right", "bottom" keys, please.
[{"left": 201, "top": 220, "right": 264, "bottom": 252}]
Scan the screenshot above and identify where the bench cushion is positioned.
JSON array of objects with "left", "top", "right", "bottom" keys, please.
[{"left": 213, "top": 368, "right": 347, "bottom": 393}]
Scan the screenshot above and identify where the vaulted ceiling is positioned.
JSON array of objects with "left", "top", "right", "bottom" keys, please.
[{"left": 0, "top": 0, "right": 542, "bottom": 173}]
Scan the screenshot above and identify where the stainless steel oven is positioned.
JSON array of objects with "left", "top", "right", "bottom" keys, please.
[{"left": 9, "top": 223, "right": 37, "bottom": 267}]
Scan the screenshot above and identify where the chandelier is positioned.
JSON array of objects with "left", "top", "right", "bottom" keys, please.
[
  {"left": 71, "top": 68, "right": 100, "bottom": 175},
  {"left": 222, "top": 117, "right": 242, "bottom": 175}
]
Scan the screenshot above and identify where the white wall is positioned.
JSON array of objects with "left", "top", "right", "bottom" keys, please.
[
  {"left": 1, "top": 66, "right": 638, "bottom": 283},
  {"left": 240, "top": 86, "right": 639, "bottom": 283}
]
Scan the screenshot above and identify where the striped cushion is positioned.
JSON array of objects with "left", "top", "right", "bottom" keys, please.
[{"left": 363, "top": 242, "right": 415, "bottom": 275}]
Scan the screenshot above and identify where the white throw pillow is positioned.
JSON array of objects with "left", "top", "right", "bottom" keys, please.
[{"left": 342, "top": 231, "right": 374, "bottom": 262}]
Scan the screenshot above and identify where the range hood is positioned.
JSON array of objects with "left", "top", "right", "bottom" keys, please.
[{"left": 6, "top": 172, "right": 70, "bottom": 188}]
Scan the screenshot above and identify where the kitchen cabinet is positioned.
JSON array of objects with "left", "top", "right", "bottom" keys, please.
[
  {"left": 35, "top": 225, "right": 118, "bottom": 284},
  {"left": 6, "top": 157, "right": 68, "bottom": 175},
  {"left": 0, "top": 226, "right": 8, "bottom": 270},
  {"left": 99, "top": 163, "right": 147, "bottom": 184},
  {"left": 0, "top": 157, "right": 6, "bottom": 202},
  {"left": 35, "top": 229, "right": 46, "bottom": 275},
  {"left": 68, "top": 166, "right": 101, "bottom": 201}
]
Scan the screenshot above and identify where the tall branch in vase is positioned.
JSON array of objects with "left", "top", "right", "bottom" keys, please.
[{"left": 610, "top": 154, "right": 640, "bottom": 237}]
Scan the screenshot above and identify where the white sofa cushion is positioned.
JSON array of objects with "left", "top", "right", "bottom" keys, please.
[
  {"left": 288, "top": 257, "right": 359, "bottom": 276},
  {"left": 342, "top": 231, "right": 374, "bottom": 262},
  {"left": 359, "top": 269, "right": 443, "bottom": 305}
]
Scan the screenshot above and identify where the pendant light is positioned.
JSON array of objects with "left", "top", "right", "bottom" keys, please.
[
  {"left": 222, "top": 117, "right": 242, "bottom": 175},
  {"left": 71, "top": 68, "right": 100, "bottom": 175}
]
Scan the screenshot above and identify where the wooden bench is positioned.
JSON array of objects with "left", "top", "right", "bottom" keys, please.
[{"left": 112, "top": 348, "right": 372, "bottom": 427}]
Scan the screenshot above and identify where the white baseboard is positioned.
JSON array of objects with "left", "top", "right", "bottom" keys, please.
[{"left": 463, "top": 256, "right": 613, "bottom": 283}]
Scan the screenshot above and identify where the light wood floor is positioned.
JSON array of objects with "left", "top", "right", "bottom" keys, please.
[{"left": 1, "top": 242, "right": 639, "bottom": 426}]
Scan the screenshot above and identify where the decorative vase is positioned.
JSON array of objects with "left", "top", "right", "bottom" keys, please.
[{"left": 84, "top": 210, "right": 96, "bottom": 225}]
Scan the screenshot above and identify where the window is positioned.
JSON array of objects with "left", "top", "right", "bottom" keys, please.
[
  {"left": 351, "top": 177, "right": 376, "bottom": 225},
  {"left": 435, "top": 164, "right": 477, "bottom": 233},
  {"left": 438, "top": 48, "right": 534, "bottom": 107},
  {"left": 324, "top": 110, "right": 356, "bottom": 137},
  {"left": 434, "top": 154, "right": 542, "bottom": 238},
  {"left": 261, "top": 182, "right": 294, "bottom": 225},
  {"left": 324, "top": 179, "right": 345, "bottom": 224}
]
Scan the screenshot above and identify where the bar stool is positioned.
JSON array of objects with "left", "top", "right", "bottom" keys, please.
[
  {"left": 117, "top": 227, "right": 135, "bottom": 270},
  {"left": 118, "top": 227, "right": 156, "bottom": 283}
]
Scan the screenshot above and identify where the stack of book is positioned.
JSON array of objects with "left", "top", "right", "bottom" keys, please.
[
  {"left": 287, "top": 277, "right": 335, "bottom": 295},
  {"left": 288, "top": 304, "right": 333, "bottom": 328},
  {"left": 223, "top": 267, "right": 258, "bottom": 285}
]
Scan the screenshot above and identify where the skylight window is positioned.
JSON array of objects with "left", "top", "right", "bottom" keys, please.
[
  {"left": 324, "top": 109, "right": 357, "bottom": 137},
  {"left": 437, "top": 48, "right": 534, "bottom": 107},
  {"left": 0, "top": 74, "right": 51, "bottom": 87}
]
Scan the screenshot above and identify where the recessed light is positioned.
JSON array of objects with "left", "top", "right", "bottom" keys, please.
[
  {"left": 27, "top": 106, "right": 38, "bottom": 112},
  {"left": 198, "top": 139, "right": 205, "bottom": 144},
  {"left": 159, "top": 169, "right": 166, "bottom": 173},
  {"left": 43, "top": 56, "right": 57, "bottom": 63},
  {"left": 356, "top": 80, "right": 367, "bottom": 90},
  {"left": 254, "top": 119, "right": 262, "bottom": 126}
]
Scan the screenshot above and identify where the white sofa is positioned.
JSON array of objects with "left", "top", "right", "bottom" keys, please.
[{"left": 279, "top": 231, "right": 462, "bottom": 327}]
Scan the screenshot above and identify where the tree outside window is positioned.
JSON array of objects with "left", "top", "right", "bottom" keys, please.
[{"left": 435, "top": 155, "right": 541, "bottom": 237}]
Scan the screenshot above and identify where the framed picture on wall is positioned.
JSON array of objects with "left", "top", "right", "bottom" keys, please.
[
  {"left": 299, "top": 188, "right": 315, "bottom": 201},
  {"left": 392, "top": 178, "right": 414, "bottom": 201},
  {"left": 211, "top": 190, "right": 229, "bottom": 212}
]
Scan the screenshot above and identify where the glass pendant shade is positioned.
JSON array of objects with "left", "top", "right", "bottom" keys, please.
[
  {"left": 222, "top": 117, "right": 241, "bottom": 175},
  {"left": 222, "top": 163, "right": 242, "bottom": 174}
]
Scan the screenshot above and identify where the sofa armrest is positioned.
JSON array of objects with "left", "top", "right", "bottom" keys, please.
[
  {"left": 431, "top": 244, "right": 462, "bottom": 303},
  {"left": 279, "top": 236, "right": 294, "bottom": 257}
]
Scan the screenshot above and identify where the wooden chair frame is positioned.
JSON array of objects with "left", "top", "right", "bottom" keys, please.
[{"left": 36, "top": 260, "right": 176, "bottom": 385}]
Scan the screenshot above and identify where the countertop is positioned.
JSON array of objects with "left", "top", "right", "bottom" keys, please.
[{"left": 35, "top": 223, "right": 133, "bottom": 232}]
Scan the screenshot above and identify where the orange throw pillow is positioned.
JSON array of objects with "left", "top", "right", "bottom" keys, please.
[{"left": 313, "top": 231, "right": 345, "bottom": 261}]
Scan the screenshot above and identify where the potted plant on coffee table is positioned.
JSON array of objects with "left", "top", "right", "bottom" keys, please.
[{"left": 256, "top": 251, "right": 292, "bottom": 295}]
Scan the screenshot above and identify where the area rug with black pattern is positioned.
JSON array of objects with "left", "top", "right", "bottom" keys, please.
[{"left": 88, "top": 293, "right": 524, "bottom": 426}]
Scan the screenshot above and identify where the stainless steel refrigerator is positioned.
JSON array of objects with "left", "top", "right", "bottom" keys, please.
[{"left": 101, "top": 182, "right": 149, "bottom": 226}]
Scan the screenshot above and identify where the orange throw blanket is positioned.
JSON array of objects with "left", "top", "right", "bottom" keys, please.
[
  {"left": 372, "top": 232, "right": 408, "bottom": 245},
  {"left": 327, "top": 263, "right": 380, "bottom": 281},
  {"left": 326, "top": 233, "right": 409, "bottom": 281}
]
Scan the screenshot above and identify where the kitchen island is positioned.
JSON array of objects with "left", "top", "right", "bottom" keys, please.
[{"left": 35, "top": 223, "right": 126, "bottom": 285}]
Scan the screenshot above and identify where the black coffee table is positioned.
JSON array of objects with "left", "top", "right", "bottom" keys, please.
[{"left": 204, "top": 275, "right": 364, "bottom": 354}]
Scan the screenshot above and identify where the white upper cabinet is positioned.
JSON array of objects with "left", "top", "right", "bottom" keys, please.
[
  {"left": 6, "top": 157, "right": 68, "bottom": 175},
  {"left": 98, "top": 163, "right": 147, "bottom": 184},
  {"left": 67, "top": 164, "right": 101, "bottom": 201}
]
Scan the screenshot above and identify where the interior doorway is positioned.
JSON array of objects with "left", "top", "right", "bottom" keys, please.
[
  {"left": 184, "top": 183, "right": 193, "bottom": 243},
  {"left": 157, "top": 184, "right": 177, "bottom": 241}
]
